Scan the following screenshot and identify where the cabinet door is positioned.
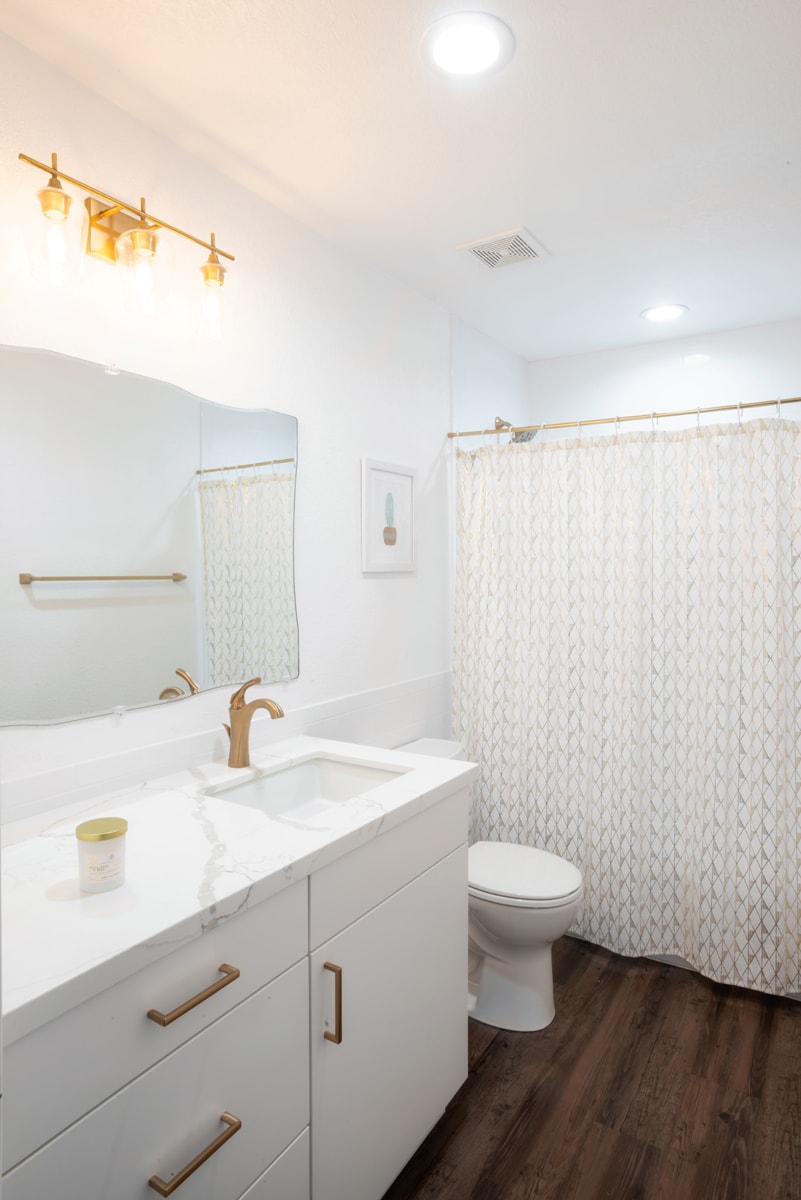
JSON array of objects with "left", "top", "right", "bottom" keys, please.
[{"left": 310, "top": 846, "right": 466, "bottom": 1200}]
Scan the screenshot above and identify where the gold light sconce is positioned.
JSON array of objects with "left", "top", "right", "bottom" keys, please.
[{"left": 20, "top": 151, "right": 234, "bottom": 327}]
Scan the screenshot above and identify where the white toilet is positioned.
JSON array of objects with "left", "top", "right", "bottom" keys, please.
[{"left": 400, "top": 737, "right": 583, "bottom": 1032}]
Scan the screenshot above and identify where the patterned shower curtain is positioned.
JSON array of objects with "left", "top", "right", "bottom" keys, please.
[
  {"left": 198, "top": 470, "right": 298, "bottom": 686},
  {"left": 454, "top": 419, "right": 801, "bottom": 994}
]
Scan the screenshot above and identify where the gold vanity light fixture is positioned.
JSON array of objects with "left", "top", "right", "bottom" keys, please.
[
  {"left": 33, "top": 152, "right": 73, "bottom": 280},
  {"left": 36, "top": 152, "right": 72, "bottom": 222},
  {"left": 19, "top": 151, "right": 234, "bottom": 323},
  {"left": 199, "top": 233, "right": 226, "bottom": 329}
]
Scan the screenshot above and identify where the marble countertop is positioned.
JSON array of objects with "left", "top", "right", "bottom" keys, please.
[{"left": 2, "top": 736, "right": 477, "bottom": 1044}]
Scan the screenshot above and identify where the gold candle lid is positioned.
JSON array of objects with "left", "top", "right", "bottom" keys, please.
[{"left": 75, "top": 817, "right": 128, "bottom": 842}]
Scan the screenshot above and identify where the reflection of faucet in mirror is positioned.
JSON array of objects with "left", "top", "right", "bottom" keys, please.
[
  {"left": 224, "top": 677, "right": 285, "bottom": 768},
  {"left": 158, "top": 668, "right": 201, "bottom": 701},
  {"left": 175, "top": 668, "right": 200, "bottom": 694}
]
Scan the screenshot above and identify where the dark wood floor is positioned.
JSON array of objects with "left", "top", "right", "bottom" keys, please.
[{"left": 383, "top": 936, "right": 801, "bottom": 1200}]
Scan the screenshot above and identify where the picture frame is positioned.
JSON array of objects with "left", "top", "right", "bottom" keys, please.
[{"left": 361, "top": 459, "right": 416, "bottom": 572}]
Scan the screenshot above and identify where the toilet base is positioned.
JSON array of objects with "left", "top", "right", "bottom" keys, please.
[{"left": 469, "top": 943, "right": 555, "bottom": 1032}]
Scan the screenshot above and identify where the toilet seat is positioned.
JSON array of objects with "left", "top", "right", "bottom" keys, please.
[
  {"left": 468, "top": 841, "right": 583, "bottom": 910},
  {"left": 468, "top": 883, "right": 583, "bottom": 910}
]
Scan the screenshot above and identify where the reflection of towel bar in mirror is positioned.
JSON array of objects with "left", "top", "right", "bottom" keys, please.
[
  {"left": 196, "top": 456, "right": 295, "bottom": 475},
  {"left": 19, "top": 572, "right": 187, "bottom": 584}
]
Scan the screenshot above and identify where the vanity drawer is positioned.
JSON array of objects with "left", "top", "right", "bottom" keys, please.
[
  {"left": 239, "top": 1129, "right": 309, "bottom": 1200},
  {"left": 4, "top": 880, "right": 307, "bottom": 1171},
  {"left": 3, "top": 959, "right": 310, "bottom": 1200},
  {"left": 309, "top": 787, "right": 469, "bottom": 947}
]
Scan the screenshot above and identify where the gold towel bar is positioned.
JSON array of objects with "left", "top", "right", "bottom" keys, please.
[{"left": 19, "top": 572, "right": 187, "bottom": 584}]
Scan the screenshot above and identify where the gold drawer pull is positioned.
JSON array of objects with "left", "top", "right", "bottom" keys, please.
[
  {"left": 147, "top": 963, "right": 240, "bottom": 1027},
  {"left": 323, "top": 961, "right": 343, "bottom": 1044},
  {"left": 148, "top": 1111, "right": 241, "bottom": 1196}
]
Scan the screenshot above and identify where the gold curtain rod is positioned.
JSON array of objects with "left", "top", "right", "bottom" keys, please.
[
  {"left": 19, "top": 152, "right": 234, "bottom": 262},
  {"left": 196, "top": 456, "right": 295, "bottom": 475},
  {"left": 447, "top": 395, "right": 801, "bottom": 440},
  {"left": 20, "top": 573, "right": 187, "bottom": 585}
]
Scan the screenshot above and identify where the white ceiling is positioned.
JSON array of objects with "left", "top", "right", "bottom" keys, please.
[{"left": 4, "top": 0, "right": 801, "bottom": 360}]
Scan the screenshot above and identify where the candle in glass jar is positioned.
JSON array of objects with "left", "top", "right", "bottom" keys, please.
[{"left": 75, "top": 817, "right": 128, "bottom": 892}]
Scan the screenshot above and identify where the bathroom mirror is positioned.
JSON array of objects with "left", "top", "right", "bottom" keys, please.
[{"left": 0, "top": 345, "right": 299, "bottom": 723}]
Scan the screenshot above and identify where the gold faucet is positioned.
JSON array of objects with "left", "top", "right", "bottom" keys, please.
[{"left": 224, "top": 677, "right": 284, "bottom": 768}]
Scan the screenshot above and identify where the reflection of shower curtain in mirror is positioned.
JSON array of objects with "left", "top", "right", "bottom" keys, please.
[
  {"left": 198, "top": 472, "right": 297, "bottom": 685},
  {"left": 454, "top": 419, "right": 801, "bottom": 995}
]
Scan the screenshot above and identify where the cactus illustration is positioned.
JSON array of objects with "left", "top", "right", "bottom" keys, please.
[{"left": 383, "top": 491, "right": 397, "bottom": 545}]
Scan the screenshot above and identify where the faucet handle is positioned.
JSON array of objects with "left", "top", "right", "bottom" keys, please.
[{"left": 229, "top": 677, "right": 262, "bottom": 709}]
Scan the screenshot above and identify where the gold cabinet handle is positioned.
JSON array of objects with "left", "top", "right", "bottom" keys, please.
[
  {"left": 148, "top": 1111, "right": 241, "bottom": 1196},
  {"left": 147, "top": 964, "right": 240, "bottom": 1027},
  {"left": 323, "top": 961, "right": 343, "bottom": 1044}
]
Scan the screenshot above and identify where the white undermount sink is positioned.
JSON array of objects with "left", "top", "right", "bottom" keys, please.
[{"left": 207, "top": 754, "right": 407, "bottom": 818}]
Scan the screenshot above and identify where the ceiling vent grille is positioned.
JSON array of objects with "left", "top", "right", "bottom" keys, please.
[{"left": 457, "top": 226, "right": 547, "bottom": 270}]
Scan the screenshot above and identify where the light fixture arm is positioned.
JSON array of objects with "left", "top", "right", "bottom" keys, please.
[{"left": 19, "top": 152, "right": 235, "bottom": 263}]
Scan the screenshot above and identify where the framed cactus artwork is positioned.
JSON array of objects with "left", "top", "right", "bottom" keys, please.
[{"left": 361, "top": 459, "right": 416, "bottom": 572}]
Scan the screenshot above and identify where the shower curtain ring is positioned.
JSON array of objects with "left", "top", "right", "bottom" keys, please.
[
  {"left": 737, "top": 400, "right": 742, "bottom": 427},
  {"left": 615, "top": 415, "right": 620, "bottom": 439},
  {"left": 696, "top": 404, "right": 701, "bottom": 432},
  {"left": 651, "top": 412, "right": 657, "bottom": 433},
  {"left": 776, "top": 395, "right": 782, "bottom": 421}
]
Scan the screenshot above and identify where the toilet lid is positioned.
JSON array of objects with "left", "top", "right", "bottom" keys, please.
[{"left": 468, "top": 841, "right": 582, "bottom": 902}]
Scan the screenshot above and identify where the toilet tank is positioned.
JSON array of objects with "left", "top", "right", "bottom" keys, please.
[{"left": 399, "top": 738, "right": 465, "bottom": 761}]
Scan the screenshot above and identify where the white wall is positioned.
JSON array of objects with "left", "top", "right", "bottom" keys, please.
[
  {"left": 450, "top": 317, "right": 531, "bottom": 433},
  {"left": 0, "top": 34, "right": 529, "bottom": 818},
  {"left": 1, "top": 348, "right": 205, "bottom": 719},
  {"left": 528, "top": 317, "right": 801, "bottom": 435}
]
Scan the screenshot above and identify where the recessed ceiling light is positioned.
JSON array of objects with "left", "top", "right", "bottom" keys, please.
[
  {"left": 420, "top": 13, "right": 515, "bottom": 79},
  {"left": 641, "top": 304, "right": 689, "bottom": 322}
]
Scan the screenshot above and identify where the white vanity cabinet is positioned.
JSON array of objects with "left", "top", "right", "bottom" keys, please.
[
  {"left": 2, "top": 742, "right": 476, "bottom": 1200},
  {"left": 309, "top": 790, "right": 469, "bottom": 1200},
  {"left": 3, "top": 882, "right": 310, "bottom": 1200}
]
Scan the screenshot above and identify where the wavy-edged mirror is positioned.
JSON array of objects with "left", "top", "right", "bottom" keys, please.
[{"left": 0, "top": 346, "right": 299, "bottom": 723}]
